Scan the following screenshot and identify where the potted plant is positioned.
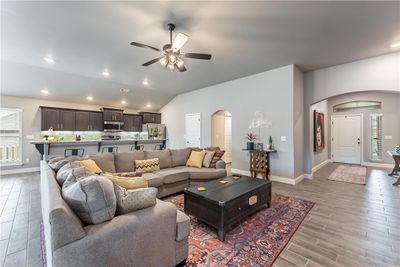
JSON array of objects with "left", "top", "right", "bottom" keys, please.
[{"left": 245, "top": 133, "right": 257, "bottom": 150}]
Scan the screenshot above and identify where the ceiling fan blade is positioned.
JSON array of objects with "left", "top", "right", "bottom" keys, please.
[
  {"left": 176, "top": 62, "right": 187, "bottom": 72},
  {"left": 142, "top": 57, "right": 163, "bottom": 66},
  {"left": 130, "top": 42, "right": 161, "bottom": 52},
  {"left": 172, "top": 33, "right": 189, "bottom": 51},
  {"left": 182, "top": 53, "right": 212, "bottom": 60}
]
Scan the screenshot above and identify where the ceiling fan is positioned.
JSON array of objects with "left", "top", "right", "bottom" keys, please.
[{"left": 130, "top": 23, "right": 212, "bottom": 72}]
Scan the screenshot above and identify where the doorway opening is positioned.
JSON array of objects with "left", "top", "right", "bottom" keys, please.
[{"left": 211, "top": 110, "right": 232, "bottom": 164}]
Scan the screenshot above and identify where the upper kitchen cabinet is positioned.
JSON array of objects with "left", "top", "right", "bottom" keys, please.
[
  {"left": 140, "top": 112, "right": 162, "bottom": 124},
  {"left": 102, "top": 108, "right": 123, "bottom": 122},
  {"left": 41, "top": 107, "right": 75, "bottom": 131},
  {"left": 75, "top": 111, "right": 103, "bottom": 131},
  {"left": 123, "top": 114, "right": 143, "bottom": 132}
]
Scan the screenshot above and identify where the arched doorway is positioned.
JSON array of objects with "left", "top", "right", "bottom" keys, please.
[{"left": 211, "top": 110, "right": 232, "bottom": 164}]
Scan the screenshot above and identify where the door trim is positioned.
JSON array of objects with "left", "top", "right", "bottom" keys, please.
[{"left": 330, "top": 113, "right": 363, "bottom": 165}]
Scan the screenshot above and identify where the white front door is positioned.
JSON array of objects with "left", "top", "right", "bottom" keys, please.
[
  {"left": 185, "top": 113, "right": 201, "bottom": 147},
  {"left": 331, "top": 115, "right": 362, "bottom": 164}
]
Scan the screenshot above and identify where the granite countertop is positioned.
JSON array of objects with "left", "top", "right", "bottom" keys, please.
[{"left": 30, "top": 138, "right": 167, "bottom": 145}]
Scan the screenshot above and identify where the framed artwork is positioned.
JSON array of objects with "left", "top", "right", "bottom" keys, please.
[
  {"left": 313, "top": 111, "right": 325, "bottom": 151},
  {"left": 256, "top": 143, "right": 264, "bottom": 151}
]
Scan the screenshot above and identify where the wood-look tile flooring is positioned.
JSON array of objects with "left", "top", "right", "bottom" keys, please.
[{"left": 0, "top": 163, "right": 399, "bottom": 267}]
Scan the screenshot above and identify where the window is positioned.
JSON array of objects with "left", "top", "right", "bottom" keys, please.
[
  {"left": 333, "top": 101, "right": 381, "bottom": 112},
  {"left": 370, "top": 114, "right": 383, "bottom": 161},
  {"left": 0, "top": 108, "right": 22, "bottom": 166}
]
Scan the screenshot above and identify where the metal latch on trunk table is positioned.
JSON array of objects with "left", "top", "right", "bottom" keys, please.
[{"left": 249, "top": 195, "right": 258, "bottom": 205}]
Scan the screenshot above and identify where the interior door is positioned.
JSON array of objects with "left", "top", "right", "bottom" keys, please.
[
  {"left": 332, "top": 115, "right": 362, "bottom": 164},
  {"left": 185, "top": 113, "right": 201, "bottom": 148}
]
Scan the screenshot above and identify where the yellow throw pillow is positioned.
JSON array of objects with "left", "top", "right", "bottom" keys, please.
[
  {"left": 103, "top": 173, "right": 148, "bottom": 190},
  {"left": 135, "top": 158, "right": 160, "bottom": 173},
  {"left": 186, "top": 150, "right": 207, "bottom": 168},
  {"left": 76, "top": 159, "right": 102, "bottom": 174}
]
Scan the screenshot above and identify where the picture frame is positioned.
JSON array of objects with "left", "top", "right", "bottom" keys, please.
[
  {"left": 256, "top": 142, "right": 264, "bottom": 151},
  {"left": 313, "top": 111, "right": 325, "bottom": 151}
]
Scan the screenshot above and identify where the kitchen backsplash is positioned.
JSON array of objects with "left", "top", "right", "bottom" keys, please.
[{"left": 40, "top": 131, "right": 148, "bottom": 141}]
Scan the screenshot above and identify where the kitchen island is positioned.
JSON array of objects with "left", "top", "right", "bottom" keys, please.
[{"left": 31, "top": 139, "right": 167, "bottom": 160}]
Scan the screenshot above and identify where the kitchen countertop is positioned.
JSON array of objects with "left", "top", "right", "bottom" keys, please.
[{"left": 30, "top": 139, "right": 167, "bottom": 145}]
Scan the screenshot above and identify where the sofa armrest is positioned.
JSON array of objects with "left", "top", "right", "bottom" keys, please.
[
  {"left": 216, "top": 159, "right": 226, "bottom": 169},
  {"left": 53, "top": 200, "right": 178, "bottom": 267}
]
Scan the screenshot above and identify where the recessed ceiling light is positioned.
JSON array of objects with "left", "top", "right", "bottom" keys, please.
[
  {"left": 120, "top": 88, "right": 130, "bottom": 93},
  {"left": 142, "top": 79, "right": 149, "bottom": 86},
  {"left": 41, "top": 89, "right": 49, "bottom": 95},
  {"left": 121, "top": 100, "right": 127, "bottom": 105},
  {"left": 87, "top": 96, "right": 93, "bottom": 101},
  {"left": 146, "top": 103, "right": 151, "bottom": 108},
  {"left": 390, "top": 42, "right": 400, "bottom": 49},
  {"left": 102, "top": 70, "right": 110, "bottom": 77},
  {"left": 43, "top": 56, "right": 55, "bottom": 64}
]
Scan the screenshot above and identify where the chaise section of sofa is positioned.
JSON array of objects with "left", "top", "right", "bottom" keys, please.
[{"left": 40, "top": 161, "right": 189, "bottom": 267}]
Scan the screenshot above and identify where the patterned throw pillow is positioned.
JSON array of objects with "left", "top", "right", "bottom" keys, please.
[
  {"left": 202, "top": 150, "right": 216, "bottom": 168},
  {"left": 209, "top": 150, "right": 225, "bottom": 168},
  {"left": 135, "top": 158, "right": 160, "bottom": 173},
  {"left": 103, "top": 173, "right": 148, "bottom": 190},
  {"left": 114, "top": 185, "right": 157, "bottom": 215}
]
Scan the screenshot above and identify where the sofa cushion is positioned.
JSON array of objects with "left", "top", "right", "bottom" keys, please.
[
  {"left": 177, "top": 166, "right": 227, "bottom": 180},
  {"left": 56, "top": 161, "right": 85, "bottom": 185},
  {"left": 113, "top": 151, "right": 145, "bottom": 172},
  {"left": 103, "top": 173, "right": 148, "bottom": 190},
  {"left": 141, "top": 172, "right": 164, "bottom": 187},
  {"left": 63, "top": 166, "right": 95, "bottom": 188},
  {"left": 170, "top": 148, "right": 192, "bottom": 167},
  {"left": 62, "top": 175, "right": 116, "bottom": 225},
  {"left": 209, "top": 150, "right": 225, "bottom": 168},
  {"left": 176, "top": 210, "right": 190, "bottom": 241},
  {"left": 77, "top": 159, "right": 102, "bottom": 174},
  {"left": 186, "top": 150, "right": 206, "bottom": 168},
  {"left": 111, "top": 171, "right": 142, "bottom": 177},
  {"left": 114, "top": 185, "right": 157, "bottom": 215},
  {"left": 89, "top": 153, "right": 116, "bottom": 173},
  {"left": 155, "top": 169, "right": 189, "bottom": 184},
  {"left": 145, "top": 150, "right": 172, "bottom": 169},
  {"left": 48, "top": 156, "right": 84, "bottom": 171},
  {"left": 135, "top": 158, "right": 160, "bottom": 173},
  {"left": 203, "top": 150, "right": 216, "bottom": 167}
]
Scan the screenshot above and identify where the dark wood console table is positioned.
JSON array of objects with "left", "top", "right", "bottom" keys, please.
[
  {"left": 388, "top": 149, "right": 400, "bottom": 186},
  {"left": 243, "top": 149, "right": 277, "bottom": 180}
]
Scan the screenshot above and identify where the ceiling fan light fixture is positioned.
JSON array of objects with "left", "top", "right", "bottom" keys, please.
[
  {"left": 176, "top": 59, "right": 184, "bottom": 68},
  {"left": 160, "top": 57, "right": 168, "bottom": 67},
  {"left": 168, "top": 54, "right": 177, "bottom": 64},
  {"left": 167, "top": 63, "right": 175, "bottom": 71}
]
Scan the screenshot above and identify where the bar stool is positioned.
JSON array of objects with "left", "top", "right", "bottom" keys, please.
[
  {"left": 101, "top": 146, "right": 118, "bottom": 153},
  {"left": 64, "top": 148, "right": 85, "bottom": 157},
  {"left": 131, "top": 145, "right": 144, "bottom": 151}
]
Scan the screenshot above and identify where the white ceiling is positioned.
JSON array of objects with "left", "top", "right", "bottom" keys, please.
[{"left": 1, "top": 1, "right": 399, "bottom": 110}]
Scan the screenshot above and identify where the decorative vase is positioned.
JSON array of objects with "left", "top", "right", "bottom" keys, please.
[{"left": 247, "top": 142, "right": 255, "bottom": 150}]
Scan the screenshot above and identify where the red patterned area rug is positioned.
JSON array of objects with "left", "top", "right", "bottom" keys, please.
[{"left": 164, "top": 193, "right": 314, "bottom": 267}]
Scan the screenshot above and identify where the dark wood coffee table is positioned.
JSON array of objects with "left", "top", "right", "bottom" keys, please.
[{"left": 184, "top": 175, "right": 271, "bottom": 241}]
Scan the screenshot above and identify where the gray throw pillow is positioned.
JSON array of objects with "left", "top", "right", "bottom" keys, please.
[
  {"left": 48, "top": 156, "right": 84, "bottom": 171},
  {"left": 62, "top": 175, "right": 116, "bottom": 224},
  {"left": 203, "top": 150, "right": 216, "bottom": 168},
  {"left": 56, "top": 161, "right": 85, "bottom": 186},
  {"left": 63, "top": 166, "right": 95, "bottom": 188},
  {"left": 114, "top": 185, "right": 157, "bottom": 215}
]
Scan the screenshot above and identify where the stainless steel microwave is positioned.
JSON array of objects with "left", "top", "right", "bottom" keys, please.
[{"left": 103, "top": 121, "right": 124, "bottom": 132}]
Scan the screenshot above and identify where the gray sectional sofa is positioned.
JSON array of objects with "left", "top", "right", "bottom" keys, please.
[{"left": 41, "top": 148, "right": 227, "bottom": 267}]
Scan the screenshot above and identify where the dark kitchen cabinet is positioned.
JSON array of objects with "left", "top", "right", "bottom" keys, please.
[
  {"left": 76, "top": 111, "right": 104, "bottom": 131},
  {"left": 103, "top": 109, "right": 123, "bottom": 122},
  {"left": 123, "top": 114, "right": 143, "bottom": 132},
  {"left": 140, "top": 112, "right": 161, "bottom": 124},
  {"left": 90, "top": 112, "right": 104, "bottom": 131},
  {"left": 41, "top": 108, "right": 60, "bottom": 130},
  {"left": 59, "top": 110, "right": 75, "bottom": 130}
]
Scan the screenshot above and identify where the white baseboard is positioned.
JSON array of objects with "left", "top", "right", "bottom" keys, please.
[
  {"left": 0, "top": 167, "right": 40, "bottom": 176},
  {"left": 231, "top": 168, "right": 304, "bottom": 185},
  {"left": 303, "top": 173, "right": 313, "bottom": 179},
  {"left": 312, "top": 159, "right": 331, "bottom": 173},
  {"left": 361, "top": 161, "right": 394, "bottom": 169}
]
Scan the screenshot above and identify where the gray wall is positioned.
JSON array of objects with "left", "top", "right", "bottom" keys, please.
[
  {"left": 327, "top": 91, "right": 400, "bottom": 164},
  {"left": 0, "top": 95, "right": 139, "bottom": 171},
  {"left": 304, "top": 52, "right": 400, "bottom": 174},
  {"left": 293, "top": 66, "right": 304, "bottom": 178},
  {"left": 160, "top": 65, "right": 302, "bottom": 179}
]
